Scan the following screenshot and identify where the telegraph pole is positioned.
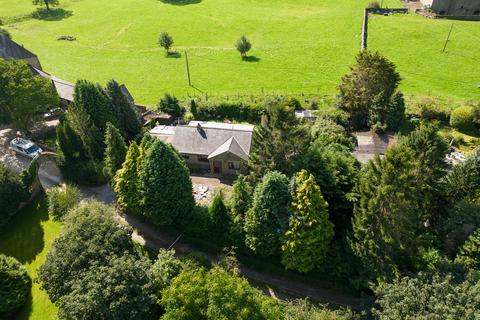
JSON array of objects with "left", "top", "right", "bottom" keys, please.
[
  {"left": 442, "top": 23, "right": 454, "bottom": 53},
  {"left": 185, "top": 51, "right": 192, "bottom": 86}
]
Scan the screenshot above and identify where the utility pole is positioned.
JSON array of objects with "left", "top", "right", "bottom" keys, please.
[
  {"left": 185, "top": 51, "right": 192, "bottom": 86},
  {"left": 442, "top": 23, "right": 454, "bottom": 53}
]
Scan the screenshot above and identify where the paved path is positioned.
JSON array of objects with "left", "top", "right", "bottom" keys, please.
[{"left": 117, "top": 212, "right": 364, "bottom": 309}]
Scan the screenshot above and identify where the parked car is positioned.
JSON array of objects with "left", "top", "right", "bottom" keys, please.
[{"left": 9, "top": 138, "right": 42, "bottom": 159}]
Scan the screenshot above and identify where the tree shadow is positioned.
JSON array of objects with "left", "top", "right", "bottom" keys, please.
[
  {"left": 242, "top": 56, "right": 261, "bottom": 63},
  {"left": 166, "top": 51, "right": 182, "bottom": 58},
  {"left": 32, "top": 8, "right": 73, "bottom": 21},
  {"left": 0, "top": 196, "right": 47, "bottom": 264},
  {"left": 13, "top": 283, "right": 33, "bottom": 320},
  {"left": 160, "top": 0, "right": 202, "bottom": 5}
]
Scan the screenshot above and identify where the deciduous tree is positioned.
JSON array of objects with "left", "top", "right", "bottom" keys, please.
[
  {"left": 235, "top": 35, "right": 252, "bottom": 57},
  {"left": 0, "top": 255, "right": 31, "bottom": 319},
  {"left": 0, "top": 60, "right": 58, "bottom": 132},
  {"left": 159, "top": 32, "right": 174, "bottom": 53},
  {"left": 32, "top": 0, "right": 59, "bottom": 11}
]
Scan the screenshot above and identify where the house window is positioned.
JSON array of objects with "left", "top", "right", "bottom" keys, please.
[
  {"left": 197, "top": 155, "right": 209, "bottom": 162},
  {"left": 228, "top": 161, "right": 239, "bottom": 170}
]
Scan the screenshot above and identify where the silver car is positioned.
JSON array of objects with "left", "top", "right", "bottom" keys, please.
[{"left": 9, "top": 138, "right": 43, "bottom": 159}]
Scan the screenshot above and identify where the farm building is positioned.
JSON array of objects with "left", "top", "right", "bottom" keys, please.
[
  {"left": 150, "top": 121, "right": 254, "bottom": 176},
  {"left": 421, "top": 0, "right": 480, "bottom": 16},
  {"left": 0, "top": 34, "right": 42, "bottom": 69}
]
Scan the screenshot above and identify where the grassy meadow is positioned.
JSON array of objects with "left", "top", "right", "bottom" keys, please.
[
  {"left": 0, "top": 0, "right": 478, "bottom": 105},
  {"left": 0, "top": 196, "right": 61, "bottom": 320}
]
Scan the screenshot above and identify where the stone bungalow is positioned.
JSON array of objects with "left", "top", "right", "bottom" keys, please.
[
  {"left": 421, "top": 0, "right": 480, "bottom": 16},
  {"left": 150, "top": 121, "right": 254, "bottom": 176}
]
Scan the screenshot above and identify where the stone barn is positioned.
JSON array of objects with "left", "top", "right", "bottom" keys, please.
[{"left": 421, "top": 0, "right": 480, "bottom": 16}]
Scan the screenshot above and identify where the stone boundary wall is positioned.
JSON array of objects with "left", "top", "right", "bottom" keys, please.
[{"left": 361, "top": 8, "right": 409, "bottom": 50}]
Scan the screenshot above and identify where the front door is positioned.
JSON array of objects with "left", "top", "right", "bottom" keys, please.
[{"left": 213, "top": 161, "right": 222, "bottom": 174}]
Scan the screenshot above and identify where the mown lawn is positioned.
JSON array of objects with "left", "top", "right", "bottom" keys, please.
[
  {"left": 0, "top": 195, "right": 60, "bottom": 320},
  {"left": 0, "top": 0, "right": 478, "bottom": 105},
  {"left": 369, "top": 13, "right": 480, "bottom": 103}
]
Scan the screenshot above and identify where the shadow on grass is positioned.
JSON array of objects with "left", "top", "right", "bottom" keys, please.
[
  {"left": 32, "top": 8, "right": 73, "bottom": 21},
  {"left": 160, "top": 0, "right": 202, "bottom": 5},
  {"left": 242, "top": 55, "right": 261, "bottom": 62},
  {"left": 0, "top": 196, "right": 48, "bottom": 264},
  {"left": 166, "top": 51, "right": 182, "bottom": 58},
  {"left": 13, "top": 284, "right": 33, "bottom": 320}
]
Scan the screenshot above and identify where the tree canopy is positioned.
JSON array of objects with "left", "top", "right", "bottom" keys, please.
[
  {"left": 0, "top": 255, "right": 31, "bottom": 319},
  {"left": 139, "top": 139, "right": 194, "bottom": 226},
  {"left": 281, "top": 170, "right": 334, "bottom": 273},
  {"left": 337, "top": 50, "right": 401, "bottom": 129},
  {"left": 0, "top": 59, "right": 58, "bottom": 132},
  {"left": 244, "top": 171, "right": 290, "bottom": 257}
]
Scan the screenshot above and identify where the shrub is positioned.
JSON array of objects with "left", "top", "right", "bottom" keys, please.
[
  {"left": 0, "top": 255, "right": 31, "bottom": 319},
  {"left": 151, "top": 249, "right": 184, "bottom": 293},
  {"left": 194, "top": 100, "right": 263, "bottom": 123},
  {"left": 367, "top": 1, "right": 380, "bottom": 9},
  {"left": 416, "top": 97, "right": 450, "bottom": 124},
  {"left": 60, "top": 160, "right": 106, "bottom": 186},
  {"left": 46, "top": 185, "right": 81, "bottom": 220},
  {"left": 158, "top": 93, "right": 182, "bottom": 117},
  {"left": 450, "top": 105, "right": 476, "bottom": 133}
]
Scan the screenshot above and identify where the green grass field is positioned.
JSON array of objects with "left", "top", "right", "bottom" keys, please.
[
  {"left": 0, "top": 196, "right": 60, "bottom": 320},
  {"left": 1, "top": 0, "right": 478, "bottom": 105}
]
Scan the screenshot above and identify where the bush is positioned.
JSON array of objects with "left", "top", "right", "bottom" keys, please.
[
  {"left": 194, "top": 100, "right": 263, "bottom": 123},
  {"left": 450, "top": 105, "right": 476, "bottom": 133},
  {"left": 46, "top": 185, "right": 81, "bottom": 220},
  {"left": 367, "top": 1, "right": 380, "bottom": 9},
  {"left": 0, "top": 164, "right": 29, "bottom": 227},
  {"left": 416, "top": 98, "right": 450, "bottom": 124},
  {"left": 0, "top": 254, "right": 31, "bottom": 319}
]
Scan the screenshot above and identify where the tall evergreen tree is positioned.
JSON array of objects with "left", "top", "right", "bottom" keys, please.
[
  {"left": 350, "top": 145, "right": 426, "bottom": 284},
  {"left": 443, "top": 148, "right": 480, "bottom": 204},
  {"left": 248, "top": 98, "right": 309, "bottom": 182},
  {"left": 228, "top": 175, "right": 253, "bottom": 245},
  {"left": 208, "top": 192, "right": 231, "bottom": 245},
  {"left": 337, "top": 50, "right": 401, "bottom": 129},
  {"left": 114, "top": 142, "right": 142, "bottom": 215},
  {"left": 401, "top": 123, "right": 449, "bottom": 227},
  {"left": 281, "top": 170, "right": 334, "bottom": 273},
  {"left": 139, "top": 139, "right": 194, "bottom": 226},
  {"left": 103, "top": 123, "right": 127, "bottom": 180},
  {"left": 457, "top": 228, "right": 480, "bottom": 270},
  {"left": 244, "top": 171, "right": 290, "bottom": 257},
  {"left": 73, "top": 80, "right": 119, "bottom": 134},
  {"left": 105, "top": 79, "right": 142, "bottom": 140}
]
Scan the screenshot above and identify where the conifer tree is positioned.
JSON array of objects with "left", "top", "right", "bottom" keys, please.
[
  {"left": 244, "top": 171, "right": 290, "bottom": 257},
  {"left": 103, "top": 123, "right": 127, "bottom": 180},
  {"left": 139, "top": 139, "right": 193, "bottom": 226},
  {"left": 114, "top": 142, "right": 142, "bottom": 215},
  {"left": 350, "top": 145, "right": 425, "bottom": 284},
  {"left": 457, "top": 228, "right": 480, "bottom": 270},
  {"left": 105, "top": 79, "right": 142, "bottom": 140},
  {"left": 208, "top": 192, "right": 231, "bottom": 245},
  {"left": 281, "top": 170, "right": 334, "bottom": 273}
]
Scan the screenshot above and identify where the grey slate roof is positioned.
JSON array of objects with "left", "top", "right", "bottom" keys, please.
[
  {"left": 208, "top": 136, "right": 249, "bottom": 160},
  {"left": 150, "top": 122, "right": 254, "bottom": 158},
  {"left": 0, "top": 35, "right": 37, "bottom": 60},
  {"left": 31, "top": 66, "right": 74, "bottom": 102}
]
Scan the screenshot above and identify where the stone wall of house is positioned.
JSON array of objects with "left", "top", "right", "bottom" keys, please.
[{"left": 431, "top": 0, "right": 480, "bottom": 15}]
